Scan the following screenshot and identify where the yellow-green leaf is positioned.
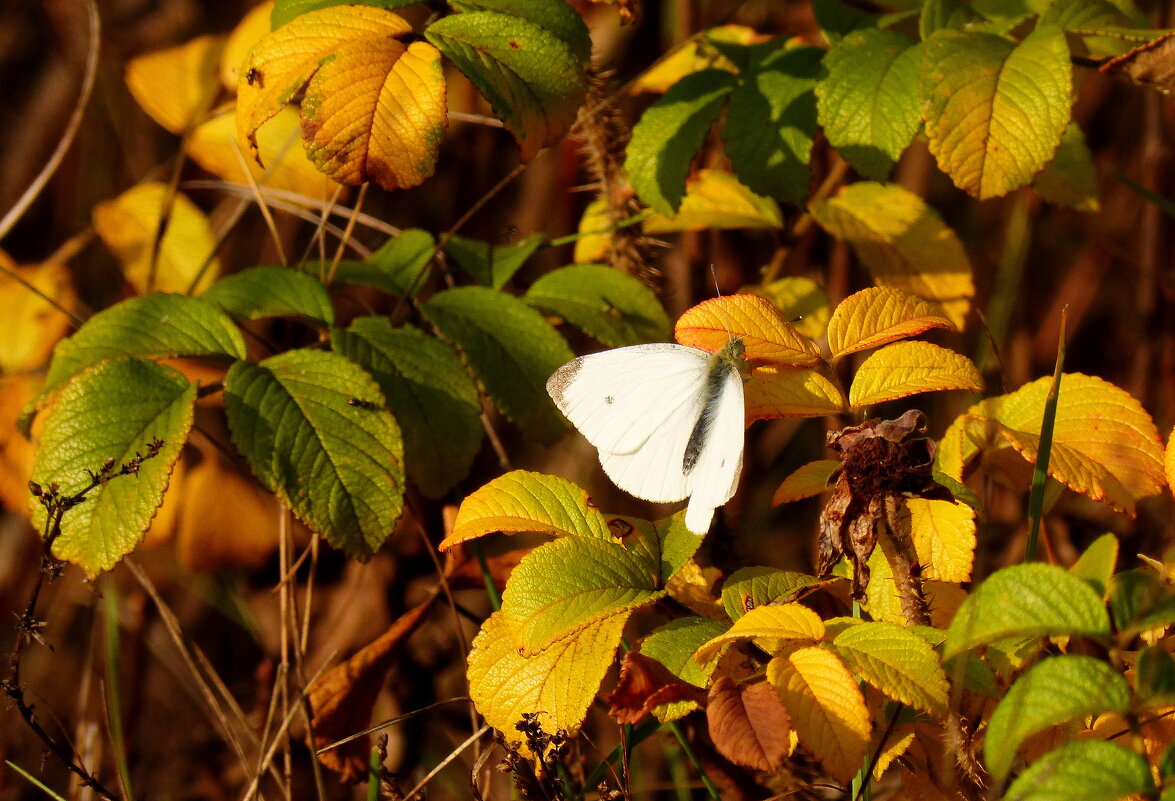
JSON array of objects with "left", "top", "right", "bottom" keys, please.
[
  {"left": 572, "top": 197, "right": 613, "bottom": 264},
  {"left": 1033, "top": 123, "right": 1100, "bottom": 212},
  {"left": 632, "top": 25, "right": 759, "bottom": 93},
  {"left": 848, "top": 340, "right": 982, "bottom": 408},
  {"left": 643, "top": 169, "right": 783, "bottom": 233},
  {"left": 746, "top": 365, "right": 847, "bottom": 421},
  {"left": 440, "top": 470, "right": 613, "bottom": 549},
  {"left": 1004, "top": 740, "right": 1154, "bottom": 801},
  {"left": 772, "top": 459, "right": 840, "bottom": 505},
  {"left": 1071, "top": 532, "right": 1118, "bottom": 600},
  {"left": 832, "top": 621, "right": 950, "bottom": 716},
  {"left": 809, "top": 182, "right": 974, "bottom": 328},
  {"left": 125, "top": 35, "right": 224, "bottom": 134},
  {"left": 920, "top": 26, "right": 1072, "bottom": 199},
  {"left": 694, "top": 603, "right": 824, "bottom": 662},
  {"left": 91, "top": 183, "right": 221, "bottom": 294},
  {"left": 767, "top": 645, "right": 871, "bottom": 784},
  {"left": 468, "top": 609, "right": 627, "bottom": 758},
  {"left": 827, "top": 287, "right": 954, "bottom": 361},
  {"left": 895, "top": 497, "right": 976, "bottom": 583}
]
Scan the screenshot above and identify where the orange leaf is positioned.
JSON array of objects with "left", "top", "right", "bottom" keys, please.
[
  {"left": 707, "top": 677, "right": 793, "bottom": 772},
  {"left": 745, "top": 365, "right": 846, "bottom": 421},
  {"left": 827, "top": 287, "right": 954, "bottom": 361},
  {"left": 676, "top": 294, "right": 822, "bottom": 367},
  {"left": 848, "top": 340, "right": 982, "bottom": 408},
  {"left": 309, "top": 598, "right": 437, "bottom": 781},
  {"left": 772, "top": 459, "right": 840, "bottom": 505}
]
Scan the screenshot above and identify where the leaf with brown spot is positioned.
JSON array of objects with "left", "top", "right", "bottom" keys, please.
[
  {"left": 310, "top": 598, "right": 437, "bottom": 781},
  {"left": 707, "top": 677, "right": 793, "bottom": 772},
  {"left": 604, "top": 651, "right": 707, "bottom": 725}
]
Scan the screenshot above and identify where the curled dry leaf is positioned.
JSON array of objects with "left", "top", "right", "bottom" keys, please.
[{"left": 604, "top": 651, "right": 707, "bottom": 725}]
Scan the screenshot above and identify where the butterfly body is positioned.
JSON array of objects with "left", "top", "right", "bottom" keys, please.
[{"left": 546, "top": 338, "right": 746, "bottom": 534}]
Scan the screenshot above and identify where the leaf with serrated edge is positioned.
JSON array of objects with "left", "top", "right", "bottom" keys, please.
[
  {"left": 1004, "top": 740, "right": 1154, "bottom": 801},
  {"left": 708, "top": 678, "right": 793, "bottom": 772},
  {"left": 500, "top": 536, "right": 665, "bottom": 656},
  {"left": 332, "top": 319, "right": 482, "bottom": 499},
  {"left": 720, "top": 567, "right": 827, "bottom": 621},
  {"left": 676, "top": 294, "right": 821, "bottom": 367},
  {"left": 468, "top": 609, "right": 627, "bottom": 758},
  {"left": 442, "top": 471, "right": 612, "bottom": 549},
  {"left": 827, "top": 287, "right": 954, "bottom": 361},
  {"left": 220, "top": 1, "right": 271, "bottom": 92},
  {"left": 816, "top": 30, "right": 922, "bottom": 180},
  {"left": 200, "top": 266, "right": 334, "bottom": 326},
  {"left": 753, "top": 276, "right": 831, "bottom": 340},
  {"left": 301, "top": 36, "right": 446, "bottom": 189},
  {"left": 894, "top": 497, "right": 976, "bottom": 583},
  {"left": 272, "top": 0, "right": 424, "bottom": 30},
  {"left": 695, "top": 603, "right": 824, "bottom": 662},
  {"left": 849, "top": 341, "right": 982, "bottom": 408},
  {"left": 767, "top": 645, "right": 871, "bottom": 783},
  {"left": 920, "top": 26, "right": 1072, "bottom": 199},
  {"left": 625, "top": 69, "right": 737, "bottom": 215},
  {"left": 985, "top": 655, "right": 1131, "bottom": 783},
  {"left": 327, "top": 228, "right": 436, "bottom": 297},
  {"left": 745, "top": 365, "right": 847, "bottom": 421},
  {"left": 943, "top": 563, "right": 1110, "bottom": 658},
  {"left": 810, "top": 182, "right": 974, "bottom": 328},
  {"left": 420, "top": 286, "right": 573, "bottom": 442},
  {"left": 640, "top": 617, "right": 730, "bottom": 721},
  {"left": 832, "top": 621, "right": 950, "bottom": 716},
  {"left": 425, "top": 9, "right": 588, "bottom": 161},
  {"left": 1165, "top": 423, "right": 1175, "bottom": 498},
  {"left": 445, "top": 234, "right": 543, "bottom": 289},
  {"left": 30, "top": 359, "right": 195, "bottom": 576},
  {"left": 126, "top": 35, "right": 224, "bottom": 134},
  {"left": 642, "top": 169, "right": 783, "bottom": 233},
  {"left": 526, "top": 264, "right": 672, "bottom": 348},
  {"left": 224, "top": 349, "right": 404, "bottom": 558},
  {"left": 772, "top": 459, "right": 840, "bottom": 505}
]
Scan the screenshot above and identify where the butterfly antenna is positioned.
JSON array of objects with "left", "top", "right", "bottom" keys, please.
[{"left": 709, "top": 263, "right": 735, "bottom": 342}]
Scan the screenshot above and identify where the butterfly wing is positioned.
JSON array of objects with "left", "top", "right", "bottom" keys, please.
[{"left": 683, "top": 363, "right": 746, "bottom": 534}]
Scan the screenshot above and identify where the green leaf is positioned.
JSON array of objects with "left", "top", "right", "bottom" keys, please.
[
  {"left": 816, "top": 30, "right": 922, "bottom": 180},
  {"left": 325, "top": 229, "right": 436, "bottom": 297},
  {"left": 943, "top": 563, "right": 1111, "bottom": 658},
  {"left": 224, "top": 349, "right": 404, "bottom": 558},
  {"left": 420, "top": 286, "right": 572, "bottom": 442},
  {"left": 41, "top": 293, "right": 246, "bottom": 399},
  {"left": 920, "top": 26, "right": 1072, "bottom": 199},
  {"left": 832, "top": 621, "right": 950, "bottom": 715},
  {"left": 1108, "top": 568, "right": 1170, "bottom": 633},
  {"left": 625, "top": 69, "right": 737, "bottom": 215},
  {"left": 30, "top": 359, "right": 196, "bottom": 576},
  {"left": 1004, "top": 740, "right": 1154, "bottom": 801},
  {"left": 623, "top": 514, "right": 706, "bottom": 585},
  {"left": 812, "top": 0, "right": 882, "bottom": 43},
  {"left": 726, "top": 44, "right": 822, "bottom": 204},
  {"left": 1161, "top": 741, "right": 1175, "bottom": 781},
  {"left": 639, "top": 616, "right": 730, "bottom": 722},
  {"left": 720, "top": 567, "right": 824, "bottom": 621},
  {"left": 199, "top": 266, "right": 334, "bottom": 327},
  {"left": 984, "top": 655, "right": 1132, "bottom": 783},
  {"left": 919, "top": 0, "right": 985, "bottom": 39},
  {"left": 444, "top": 233, "right": 543, "bottom": 289},
  {"left": 1070, "top": 532, "right": 1118, "bottom": 599},
  {"left": 425, "top": 9, "right": 588, "bottom": 161},
  {"left": 1034, "top": 123, "right": 1100, "bottom": 212},
  {"left": 271, "top": 0, "right": 419, "bottom": 29},
  {"left": 1039, "top": 0, "right": 1135, "bottom": 57},
  {"left": 1134, "top": 645, "right": 1175, "bottom": 707},
  {"left": 525, "top": 264, "right": 672, "bottom": 347},
  {"left": 451, "top": 0, "right": 591, "bottom": 63},
  {"left": 501, "top": 536, "right": 666, "bottom": 655},
  {"left": 332, "top": 319, "right": 482, "bottom": 499}
]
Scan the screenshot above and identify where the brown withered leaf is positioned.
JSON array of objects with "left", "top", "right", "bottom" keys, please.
[
  {"left": 604, "top": 651, "right": 707, "bottom": 724},
  {"left": 1101, "top": 32, "right": 1175, "bottom": 93},
  {"left": 310, "top": 597, "right": 438, "bottom": 781},
  {"left": 706, "top": 676, "right": 792, "bottom": 772}
]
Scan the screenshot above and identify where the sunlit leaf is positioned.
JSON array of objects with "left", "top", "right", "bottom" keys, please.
[
  {"left": 848, "top": 341, "right": 982, "bottom": 408},
  {"left": 943, "top": 563, "right": 1111, "bottom": 658},
  {"left": 745, "top": 365, "right": 847, "bottom": 421},
  {"left": 221, "top": 2, "right": 274, "bottom": 92},
  {"left": 720, "top": 567, "right": 828, "bottom": 621},
  {"left": 199, "top": 265, "right": 334, "bottom": 326},
  {"left": 639, "top": 617, "right": 729, "bottom": 721},
  {"left": 92, "top": 183, "right": 221, "bottom": 294},
  {"left": 643, "top": 169, "right": 784, "bottom": 232},
  {"left": 31, "top": 359, "right": 196, "bottom": 575},
  {"left": 919, "top": 0, "right": 985, "bottom": 40},
  {"left": 752, "top": 276, "right": 831, "bottom": 340},
  {"left": 224, "top": 348, "right": 404, "bottom": 557},
  {"left": 1033, "top": 123, "right": 1100, "bottom": 212},
  {"left": 440, "top": 470, "right": 613, "bottom": 549},
  {"left": 572, "top": 197, "right": 614, "bottom": 264},
  {"left": 0, "top": 376, "right": 40, "bottom": 511},
  {"left": 832, "top": 621, "right": 950, "bottom": 715},
  {"left": 272, "top": 0, "right": 423, "bottom": 30},
  {"left": 895, "top": 497, "right": 975, "bottom": 583},
  {"left": 920, "top": 26, "right": 1072, "bottom": 199},
  {"left": 326, "top": 228, "right": 435, "bottom": 296},
  {"left": 695, "top": 603, "right": 824, "bottom": 662},
  {"left": 708, "top": 678, "right": 793, "bottom": 772},
  {"left": 1004, "top": 740, "right": 1154, "bottom": 801},
  {"left": 675, "top": 294, "right": 821, "bottom": 367},
  {"left": 125, "top": 35, "right": 224, "bottom": 134},
  {"left": 809, "top": 182, "right": 974, "bottom": 328},
  {"left": 526, "top": 264, "right": 672, "bottom": 348},
  {"left": 767, "top": 645, "right": 871, "bottom": 783},
  {"left": 0, "top": 257, "right": 76, "bottom": 374},
  {"left": 772, "top": 459, "right": 839, "bottom": 505},
  {"left": 444, "top": 233, "right": 543, "bottom": 289},
  {"left": 632, "top": 25, "right": 759, "bottom": 92},
  {"left": 1070, "top": 532, "right": 1118, "bottom": 599},
  {"left": 827, "top": 287, "right": 954, "bottom": 361},
  {"left": 985, "top": 655, "right": 1131, "bottom": 783}
]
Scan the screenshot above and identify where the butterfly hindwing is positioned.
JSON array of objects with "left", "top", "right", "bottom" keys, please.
[{"left": 684, "top": 364, "right": 745, "bottom": 533}]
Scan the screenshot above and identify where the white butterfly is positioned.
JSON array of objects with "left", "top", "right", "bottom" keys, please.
[{"left": 546, "top": 338, "right": 746, "bottom": 534}]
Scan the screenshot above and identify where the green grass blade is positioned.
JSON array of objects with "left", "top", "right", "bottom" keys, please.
[{"left": 1024, "top": 308, "right": 1067, "bottom": 562}]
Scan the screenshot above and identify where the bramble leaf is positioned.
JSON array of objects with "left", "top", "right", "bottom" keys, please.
[
  {"left": 848, "top": 341, "right": 982, "bottom": 408},
  {"left": 772, "top": 460, "right": 840, "bottom": 505},
  {"left": 720, "top": 567, "right": 828, "bottom": 621},
  {"left": 526, "top": 264, "right": 672, "bottom": 348},
  {"left": 676, "top": 294, "right": 821, "bottom": 367},
  {"left": 827, "top": 287, "right": 954, "bottom": 361},
  {"left": 642, "top": 169, "right": 783, "bottom": 232},
  {"left": 896, "top": 498, "right": 976, "bottom": 583},
  {"left": 745, "top": 365, "right": 847, "bottom": 421},
  {"left": 754, "top": 276, "right": 831, "bottom": 340},
  {"left": 695, "top": 603, "right": 824, "bottom": 662},
  {"left": 640, "top": 617, "right": 730, "bottom": 721},
  {"left": 0, "top": 257, "right": 76, "bottom": 374},
  {"left": 125, "top": 35, "right": 224, "bottom": 134},
  {"left": 832, "top": 621, "right": 950, "bottom": 716},
  {"left": 200, "top": 266, "right": 334, "bottom": 326},
  {"left": 1003, "top": 740, "right": 1154, "bottom": 801},
  {"left": 327, "top": 228, "right": 435, "bottom": 296},
  {"left": 708, "top": 678, "right": 793, "bottom": 772},
  {"left": 1033, "top": 123, "right": 1100, "bottom": 212},
  {"left": 444, "top": 234, "right": 543, "bottom": 289}
]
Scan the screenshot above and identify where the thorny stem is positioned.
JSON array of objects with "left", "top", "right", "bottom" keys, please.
[{"left": 3, "top": 440, "right": 165, "bottom": 801}]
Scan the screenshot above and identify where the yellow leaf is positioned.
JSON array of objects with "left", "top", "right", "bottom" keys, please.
[
  {"left": 0, "top": 375, "right": 40, "bottom": 512},
  {"left": 848, "top": 340, "right": 982, "bottom": 408},
  {"left": 220, "top": 1, "right": 275, "bottom": 94},
  {"left": 751, "top": 276, "right": 832, "bottom": 340},
  {"left": 874, "top": 727, "right": 917, "bottom": 779},
  {"left": 858, "top": 535, "right": 907, "bottom": 625},
  {"left": 633, "top": 25, "right": 762, "bottom": 93},
  {"left": 810, "top": 182, "right": 974, "bottom": 329},
  {"left": 467, "top": 609, "right": 628, "bottom": 759},
  {"left": 676, "top": 294, "right": 821, "bottom": 367},
  {"left": 643, "top": 169, "right": 782, "bottom": 233},
  {"left": 767, "top": 645, "right": 871, "bottom": 784},
  {"left": 0, "top": 254, "right": 76, "bottom": 373},
  {"left": 745, "top": 364, "right": 847, "bottom": 421},
  {"left": 91, "top": 183, "right": 220, "bottom": 293},
  {"left": 301, "top": 38, "right": 446, "bottom": 189},
  {"left": 977, "top": 374, "right": 1165, "bottom": 516},
  {"left": 1165, "top": 424, "right": 1175, "bottom": 498},
  {"left": 125, "top": 35, "right": 225, "bottom": 134},
  {"left": 827, "top": 287, "right": 954, "bottom": 361},
  {"left": 573, "top": 196, "right": 613, "bottom": 264},
  {"left": 896, "top": 498, "right": 976, "bottom": 583},
  {"left": 440, "top": 470, "right": 614, "bottom": 550},
  {"left": 694, "top": 603, "right": 824, "bottom": 662},
  {"left": 187, "top": 106, "right": 340, "bottom": 199},
  {"left": 772, "top": 459, "right": 839, "bottom": 505}
]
